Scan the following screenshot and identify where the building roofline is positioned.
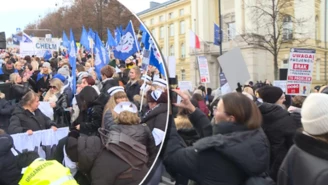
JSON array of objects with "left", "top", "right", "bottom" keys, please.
[{"left": 136, "top": 0, "right": 180, "bottom": 16}]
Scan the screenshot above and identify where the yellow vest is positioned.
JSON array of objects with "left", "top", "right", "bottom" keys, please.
[{"left": 19, "top": 159, "right": 78, "bottom": 185}]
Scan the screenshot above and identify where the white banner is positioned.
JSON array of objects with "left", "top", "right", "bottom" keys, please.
[
  {"left": 197, "top": 56, "right": 210, "bottom": 83},
  {"left": 286, "top": 48, "right": 315, "bottom": 96},
  {"left": 11, "top": 127, "right": 69, "bottom": 159},
  {"left": 273, "top": 80, "right": 287, "bottom": 93},
  {"left": 20, "top": 37, "right": 60, "bottom": 57},
  {"left": 177, "top": 81, "right": 193, "bottom": 103}
]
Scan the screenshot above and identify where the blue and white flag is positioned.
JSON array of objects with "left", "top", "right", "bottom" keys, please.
[
  {"left": 62, "top": 31, "right": 70, "bottom": 48},
  {"left": 95, "top": 32, "right": 109, "bottom": 79},
  {"left": 150, "top": 47, "right": 165, "bottom": 76},
  {"left": 69, "top": 29, "right": 77, "bottom": 95},
  {"left": 12, "top": 34, "right": 21, "bottom": 45},
  {"left": 113, "top": 20, "right": 139, "bottom": 61},
  {"left": 88, "top": 28, "right": 96, "bottom": 52},
  {"left": 43, "top": 50, "right": 52, "bottom": 61},
  {"left": 114, "top": 27, "right": 121, "bottom": 45},
  {"left": 22, "top": 32, "right": 32, "bottom": 43}
]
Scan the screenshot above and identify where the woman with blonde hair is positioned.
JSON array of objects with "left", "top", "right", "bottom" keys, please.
[
  {"left": 9, "top": 73, "right": 31, "bottom": 103},
  {"left": 102, "top": 86, "right": 129, "bottom": 130},
  {"left": 44, "top": 79, "right": 69, "bottom": 127},
  {"left": 125, "top": 66, "right": 142, "bottom": 101}
]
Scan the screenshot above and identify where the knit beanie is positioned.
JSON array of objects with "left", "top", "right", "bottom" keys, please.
[
  {"left": 257, "top": 86, "right": 283, "bottom": 104},
  {"left": 57, "top": 66, "right": 70, "bottom": 78},
  {"left": 301, "top": 93, "right": 328, "bottom": 135}
]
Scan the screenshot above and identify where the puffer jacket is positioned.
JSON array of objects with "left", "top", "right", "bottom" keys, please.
[
  {"left": 258, "top": 103, "right": 298, "bottom": 181},
  {"left": 53, "top": 92, "right": 70, "bottom": 128},
  {"left": 0, "top": 134, "right": 22, "bottom": 185},
  {"left": 109, "top": 124, "right": 157, "bottom": 167},
  {"left": 9, "top": 82, "right": 31, "bottom": 103},
  {"left": 75, "top": 135, "right": 148, "bottom": 185},
  {"left": 8, "top": 105, "right": 56, "bottom": 134},
  {"left": 142, "top": 103, "right": 168, "bottom": 132},
  {"left": 163, "top": 109, "right": 270, "bottom": 185},
  {"left": 278, "top": 131, "right": 328, "bottom": 185}
]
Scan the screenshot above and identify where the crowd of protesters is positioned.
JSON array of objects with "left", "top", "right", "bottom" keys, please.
[{"left": 0, "top": 48, "right": 168, "bottom": 185}]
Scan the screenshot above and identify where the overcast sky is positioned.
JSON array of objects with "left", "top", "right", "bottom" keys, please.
[{"left": 1, "top": 0, "right": 167, "bottom": 37}]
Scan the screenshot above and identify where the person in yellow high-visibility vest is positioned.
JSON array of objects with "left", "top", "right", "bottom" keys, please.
[{"left": 19, "top": 158, "right": 78, "bottom": 185}]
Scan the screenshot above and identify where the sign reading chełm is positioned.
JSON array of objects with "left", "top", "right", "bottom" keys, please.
[
  {"left": 20, "top": 37, "right": 60, "bottom": 57},
  {"left": 286, "top": 48, "right": 316, "bottom": 96}
]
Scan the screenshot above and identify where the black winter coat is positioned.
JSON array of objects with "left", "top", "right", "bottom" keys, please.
[
  {"left": 9, "top": 82, "right": 31, "bottom": 103},
  {"left": 142, "top": 103, "right": 168, "bottom": 132},
  {"left": 0, "top": 99, "right": 15, "bottom": 132},
  {"left": 278, "top": 132, "right": 328, "bottom": 185},
  {"left": 101, "top": 78, "right": 119, "bottom": 94},
  {"left": 8, "top": 105, "right": 56, "bottom": 134},
  {"left": 53, "top": 93, "right": 70, "bottom": 128},
  {"left": 109, "top": 124, "right": 157, "bottom": 167},
  {"left": 78, "top": 97, "right": 104, "bottom": 136},
  {"left": 0, "top": 67, "right": 16, "bottom": 82},
  {"left": 125, "top": 81, "right": 141, "bottom": 102},
  {"left": 258, "top": 103, "right": 298, "bottom": 181},
  {"left": 163, "top": 109, "right": 270, "bottom": 185},
  {"left": 0, "top": 134, "right": 22, "bottom": 185}
]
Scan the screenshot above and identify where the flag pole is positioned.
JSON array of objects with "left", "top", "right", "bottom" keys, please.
[{"left": 218, "top": 0, "right": 223, "bottom": 73}]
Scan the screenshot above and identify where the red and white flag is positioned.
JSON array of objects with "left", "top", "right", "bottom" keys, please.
[{"left": 190, "top": 30, "right": 200, "bottom": 49}]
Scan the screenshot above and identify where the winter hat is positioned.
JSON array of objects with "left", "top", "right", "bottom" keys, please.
[
  {"left": 257, "top": 86, "right": 283, "bottom": 104},
  {"left": 194, "top": 89, "right": 203, "bottom": 96},
  {"left": 57, "top": 66, "right": 70, "bottom": 78},
  {"left": 114, "top": 102, "right": 138, "bottom": 114},
  {"left": 301, "top": 93, "right": 328, "bottom": 135},
  {"left": 152, "top": 78, "right": 167, "bottom": 89},
  {"left": 53, "top": 74, "right": 66, "bottom": 83},
  {"left": 147, "top": 90, "right": 168, "bottom": 104},
  {"left": 107, "top": 86, "right": 124, "bottom": 97}
]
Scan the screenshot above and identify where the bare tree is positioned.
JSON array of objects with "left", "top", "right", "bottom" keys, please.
[{"left": 240, "top": 0, "right": 309, "bottom": 80}]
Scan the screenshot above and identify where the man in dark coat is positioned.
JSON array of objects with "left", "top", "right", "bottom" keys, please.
[
  {"left": 0, "top": 130, "right": 22, "bottom": 185},
  {"left": 0, "top": 60, "right": 17, "bottom": 82}
]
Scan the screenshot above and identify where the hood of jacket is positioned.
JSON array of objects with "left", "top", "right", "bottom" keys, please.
[
  {"left": 175, "top": 115, "right": 193, "bottom": 130},
  {"left": 258, "top": 102, "right": 290, "bottom": 122},
  {"left": 193, "top": 122, "right": 270, "bottom": 176},
  {"left": 0, "top": 134, "right": 14, "bottom": 156}
]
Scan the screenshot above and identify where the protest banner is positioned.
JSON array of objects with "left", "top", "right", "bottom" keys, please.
[
  {"left": 286, "top": 48, "right": 315, "bottom": 96},
  {"left": 273, "top": 80, "right": 287, "bottom": 93},
  {"left": 20, "top": 37, "right": 61, "bottom": 57},
  {"left": 177, "top": 81, "right": 193, "bottom": 103},
  {"left": 197, "top": 56, "right": 210, "bottom": 83}
]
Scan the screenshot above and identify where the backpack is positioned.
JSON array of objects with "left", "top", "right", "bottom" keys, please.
[{"left": 98, "top": 128, "right": 149, "bottom": 169}]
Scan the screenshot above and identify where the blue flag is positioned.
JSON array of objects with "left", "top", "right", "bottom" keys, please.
[
  {"left": 62, "top": 31, "right": 69, "bottom": 48},
  {"left": 12, "top": 34, "right": 21, "bottom": 45},
  {"left": 94, "top": 32, "right": 108, "bottom": 79},
  {"left": 149, "top": 47, "right": 165, "bottom": 76},
  {"left": 69, "top": 29, "right": 77, "bottom": 95},
  {"left": 43, "top": 50, "right": 52, "bottom": 61},
  {"left": 214, "top": 23, "right": 222, "bottom": 46},
  {"left": 80, "top": 26, "right": 90, "bottom": 51},
  {"left": 114, "top": 27, "right": 121, "bottom": 45},
  {"left": 113, "top": 21, "right": 139, "bottom": 61},
  {"left": 107, "top": 28, "right": 117, "bottom": 47},
  {"left": 22, "top": 32, "right": 32, "bottom": 43}
]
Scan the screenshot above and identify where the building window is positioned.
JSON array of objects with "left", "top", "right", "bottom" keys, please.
[
  {"left": 180, "top": 21, "right": 185, "bottom": 34},
  {"left": 150, "top": 18, "right": 154, "bottom": 25},
  {"left": 315, "top": 16, "right": 319, "bottom": 40},
  {"left": 169, "top": 45, "right": 174, "bottom": 56},
  {"left": 180, "top": 43, "right": 185, "bottom": 58},
  {"left": 169, "top": 24, "right": 174, "bottom": 37},
  {"left": 159, "top": 15, "right": 164, "bottom": 22},
  {"left": 160, "top": 26, "right": 164, "bottom": 38},
  {"left": 227, "top": 22, "right": 236, "bottom": 40},
  {"left": 316, "top": 59, "right": 321, "bottom": 80},
  {"left": 283, "top": 59, "right": 288, "bottom": 64},
  {"left": 169, "top": 12, "right": 174, "bottom": 19},
  {"left": 181, "top": 69, "right": 186, "bottom": 80},
  {"left": 151, "top": 29, "right": 156, "bottom": 38},
  {"left": 179, "top": 9, "right": 184, "bottom": 16},
  {"left": 282, "top": 15, "right": 293, "bottom": 41}
]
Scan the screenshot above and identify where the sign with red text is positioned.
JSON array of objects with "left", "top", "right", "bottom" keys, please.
[
  {"left": 197, "top": 56, "right": 210, "bottom": 83},
  {"left": 286, "top": 48, "right": 316, "bottom": 96}
]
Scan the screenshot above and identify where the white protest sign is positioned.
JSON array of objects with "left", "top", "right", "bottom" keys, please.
[
  {"left": 286, "top": 48, "right": 315, "bottom": 96},
  {"left": 38, "top": 101, "right": 54, "bottom": 120},
  {"left": 273, "top": 80, "right": 287, "bottom": 92},
  {"left": 20, "top": 37, "right": 61, "bottom": 57},
  {"left": 177, "top": 81, "right": 193, "bottom": 103},
  {"left": 168, "top": 56, "right": 176, "bottom": 78},
  {"left": 217, "top": 48, "right": 251, "bottom": 90},
  {"left": 197, "top": 56, "right": 210, "bottom": 83}
]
